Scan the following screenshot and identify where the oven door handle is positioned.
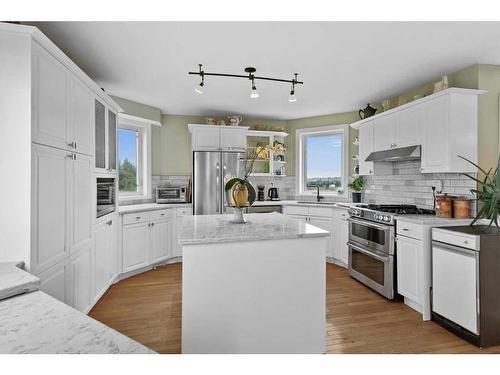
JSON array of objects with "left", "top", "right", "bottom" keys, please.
[
  {"left": 347, "top": 217, "right": 392, "bottom": 231},
  {"left": 348, "top": 241, "right": 391, "bottom": 262}
]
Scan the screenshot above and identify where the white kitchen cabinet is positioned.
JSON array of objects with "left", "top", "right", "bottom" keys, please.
[
  {"left": 174, "top": 207, "right": 193, "bottom": 257},
  {"left": 70, "top": 77, "right": 94, "bottom": 156},
  {"left": 351, "top": 88, "right": 483, "bottom": 174},
  {"left": 122, "top": 221, "right": 150, "bottom": 273},
  {"left": 309, "top": 216, "right": 334, "bottom": 258},
  {"left": 32, "top": 43, "right": 94, "bottom": 157},
  {"left": 372, "top": 114, "right": 397, "bottom": 151},
  {"left": 69, "top": 153, "right": 93, "bottom": 255},
  {"left": 220, "top": 127, "right": 247, "bottom": 151},
  {"left": 333, "top": 208, "right": 349, "bottom": 266},
  {"left": 189, "top": 124, "right": 248, "bottom": 152},
  {"left": 38, "top": 259, "right": 69, "bottom": 305},
  {"left": 94, "top": 99, "right": 118, "bottom": 173},
  {"left": 151, "top": 217, "right": 173, "bottom": 263},
  {"left": 282, "top": 205, "right": 337, "bottom": 262},
  {"left": 31, "top": 144, "right": 71, "bottom": 273},
  {"left": 31, "top": 42, "right": 69, "bottom": 151},
  {"left": 68, "top": 247, "right": 92, "bottom": 313},
  {"left": 395, "top": 104, "right": 423, "bottom": 148},
  {"left": 421, "top": 95, "right": 448, "bottom": 172},
  {"left": 94, "top": 215, "right": 119, "bottom": 300},
  {"left": 357, "top": 121, "right": 393, "bottom": 176},
  {"left": 396, "top": 235, "right": 422, "bottom": 303}
]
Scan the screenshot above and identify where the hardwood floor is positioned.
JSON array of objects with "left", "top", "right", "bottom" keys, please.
[{"left": 89, "top": 263, "right": 500, "bottom": 354}]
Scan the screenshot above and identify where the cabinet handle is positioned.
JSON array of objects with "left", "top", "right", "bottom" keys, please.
[
  {"left": 73, "top": 141, "right": 77, "bottom": 149},
  {"left": 73, "top": 154, "right": 77, "bottom": 160},
  {"left": 151, "top": 222, "right": 155, "bottom": 227},
  {"left": 136, "top": 216, "right": 141, "bottom": 220},
  {"left": 67, "top": 142, "right": 74, "bottom": 149},
  {"left": 161, "top": 213, "right": 165, "bottom": 216},
  {"left": 66, "top": 153, "right": 74, "bottom": 159},
  {"left": 402, "top": 228, "right": 409, "bottom": 231}
]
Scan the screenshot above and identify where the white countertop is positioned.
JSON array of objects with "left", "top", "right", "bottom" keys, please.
[
  {"left": 179, "top": 212, "right": 329, "bottom": 245},
  {"left": 396, "top": 215, "right": 474, "bottom": 226},
  {"left": 0, "top": 291, "right": 153, "bottom": 354},
  {"left": 0, "top": 262, "right": 40, "bottom": 301},
  {"left": 119, "top": 202, "right": 192, "bottom": 214}
]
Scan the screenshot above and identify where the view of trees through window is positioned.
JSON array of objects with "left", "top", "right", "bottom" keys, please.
[
  {"left": 118, "top": 128, "right": 139, "bottom": 192},
  {"left": 305, "top": 133, "right": 343, "bottom": 192}
]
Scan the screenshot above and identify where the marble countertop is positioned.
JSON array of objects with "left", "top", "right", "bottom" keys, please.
[
  {"left": 0, "top": 262, "right": 40, "bottom": 301},
  {"left": 179, "top": 212, "right": 329, "bottom": 245},
  {"left": 396, "top": 214, "right": 473, "bottom": 226},
  {"left": 119, "top": 202, "right": 192, "bottom": 214},
  {"left": 252, "top": 200, "right": 298, "bottom": 206},
  {"left": 0, "top": 291, "right": 153, "bottom": 354}
]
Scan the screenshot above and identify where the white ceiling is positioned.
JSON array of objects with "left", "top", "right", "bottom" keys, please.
[{"left": 31, "top": 22, "right": 500, "bottom": 120}]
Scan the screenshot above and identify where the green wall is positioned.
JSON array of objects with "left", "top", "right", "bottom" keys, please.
[
  {"left": 111, "top": 96, "right": 162, "bottom": 123},
  {"left": 153, "top": 115, "right": 287, "bottom": 176},
  {"left": 285, "top": 112, "right": 359, "bottom": 177}
]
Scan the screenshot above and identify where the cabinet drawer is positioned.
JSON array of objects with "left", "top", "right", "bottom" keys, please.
[
  {"left": 123, "top": 212, "right": 151, "bottom": 225},
  {"left": 150, "top": 209, "right": 173, "bottom": 221},
  {"left": 432, "top": 228, "right": 479, "bottom": 251},
  {"left": 334, "top": 207, "right": 349, "bottom": 221},
  {"left": 284, "top": 205, "right": 309, "bottom": 216},
  {"left": 397, "top": 221, "right": 423, "bottom": 240},
  {"left": 309, "top": 206, "right": 334, "bottom": 217},
  {"left": 176, "top": 206, "right": 192, "bottom": 217}
]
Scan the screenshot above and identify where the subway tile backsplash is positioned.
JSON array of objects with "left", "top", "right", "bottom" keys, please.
[
  {"left": 363, "top": 160, "right": 477, "bottom": 210},
  {"left": 122, "top": 161, "right": 477, "bottom": 210}
]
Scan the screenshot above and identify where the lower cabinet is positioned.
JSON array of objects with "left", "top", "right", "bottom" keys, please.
[
  {"left": 333, "top": 209, "right": 349, "bottom": 266},
  {"left": 122, "top": 221, "right": 151, "bottom": 273},
  {"left": 173, "top": 207, "right": 193, "bottom": 257},
  {"left": 94, "top": 216, "right": 119, "bottom": 299},
  {"left": 308, "top": 216, "right": 334, "bottom": 258},
  {"left": 38, "top": 245, "right": 93, "bottom": 313},
  {"left": 38, "top": 259, "right": 69, "bottom": 305},
  {"left": 396, "top": 235, "right": 422, "bottom": 304},
  {"left": 68, "top": 246, "right": 92, "bottom": 313},
  {"left": 122, "top": 210, "right": 174, "bottom": 273}
]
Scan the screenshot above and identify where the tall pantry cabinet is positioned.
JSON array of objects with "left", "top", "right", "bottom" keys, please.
[{"left": 0, "top": 23, "right": 122, "bottom": 313}]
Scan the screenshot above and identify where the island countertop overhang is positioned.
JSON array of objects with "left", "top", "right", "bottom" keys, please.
[{"left": 179, "top": 212, "right": 330, "bottom": 246}]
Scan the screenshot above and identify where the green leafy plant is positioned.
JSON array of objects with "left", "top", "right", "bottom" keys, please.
[
  {"left": 348, "top": 175, "right": 365, "bottom": 192},
  {"left": 459, "top": 155, "right": 500, "bottom": 229}
]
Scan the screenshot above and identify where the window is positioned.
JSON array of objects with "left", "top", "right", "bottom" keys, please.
[
  {"left": 296, "top": 124, "right": 348, "bottom": 196},
  {"left": 118, "top": 115, "right": 152, "bottom": 201}
]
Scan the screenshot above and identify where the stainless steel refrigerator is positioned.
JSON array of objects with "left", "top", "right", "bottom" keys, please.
[{"left": 193, "top": 151, "right": 245, "bottom": 215}]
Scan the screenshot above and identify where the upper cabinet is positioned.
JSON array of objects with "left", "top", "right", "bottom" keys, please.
[
  {"left": 94, "top": 99, "right": 118, "bottom": 173},
  {"left": 189, "top": 124, "right": 248, "bottom": 152},
  {"left": 32, "top": 43, "right": 95, "bottom": 157},
  {"left": 352, "top": 88, "right": 485, "bottom": 174}
]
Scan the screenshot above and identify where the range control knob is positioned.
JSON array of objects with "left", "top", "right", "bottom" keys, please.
[{"left": 384, "top": 216, "right": 390, "bottom": 222}]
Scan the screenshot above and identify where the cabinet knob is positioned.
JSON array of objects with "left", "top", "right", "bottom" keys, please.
[
  {"left": 136, "top": 216, "right": 141, "bottom": 220},
  {"left": 151, "top": 222, "right": 155, "bottom": 227}
]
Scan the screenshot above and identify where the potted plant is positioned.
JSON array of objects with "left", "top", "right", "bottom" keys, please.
[
  {"left": 459, "top": 155, "right": 500, "bottom": 229},
  {"left": 348, "top": 175, "right": 364, "bottom": 203}
]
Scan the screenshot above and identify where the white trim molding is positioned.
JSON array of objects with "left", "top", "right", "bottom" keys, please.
[
  {"left": 117, "top": 116, "right": 153, "bottom": 202},
  {"left": 295, "top": 124, "right": 349, "bottom": 198},
  {"left": 119, "top": 112, "right": 162, "bottom": 127}
]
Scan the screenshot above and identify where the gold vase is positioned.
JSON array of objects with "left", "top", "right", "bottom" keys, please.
[{"left": 232, "top": 183, "right": 249, "bottom": 208}]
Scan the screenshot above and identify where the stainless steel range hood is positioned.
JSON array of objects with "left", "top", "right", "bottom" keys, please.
[{"left": 365, "top": 145, "right": 421, "bottom": 162}]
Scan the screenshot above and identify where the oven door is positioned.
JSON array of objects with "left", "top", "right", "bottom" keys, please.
[
  {"left": 348, "top": 241, "right": 394, "bottom": 299},
  {"left": 348, "top": 217, "right": 394, "bottom": 255}
]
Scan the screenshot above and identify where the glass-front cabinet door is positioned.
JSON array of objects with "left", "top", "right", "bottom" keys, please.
[
  {"left": 108, "top": 110, "right": 117, "bottom": 171},
  {"left": 95, "top": 99, "right": 106, "bottom": 169},
  {"left": 244, "top": 131, "right": 288, "bottom": 177}
]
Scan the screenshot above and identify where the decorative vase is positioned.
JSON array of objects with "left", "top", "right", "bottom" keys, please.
[
  {"left": 352, "top": 192, "right": 362, "bottom": 203},
  {"left": 232, "top": 207, "right": 247, "bottom": 224},
  {"left": 232, "top": 182, "right": 249, "bottom": 208}
]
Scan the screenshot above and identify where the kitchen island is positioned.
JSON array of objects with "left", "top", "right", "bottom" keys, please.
[{"left": 179, "top": 212, "right": 329, "bottom": 354}]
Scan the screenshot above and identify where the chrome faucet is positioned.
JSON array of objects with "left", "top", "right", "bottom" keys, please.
[{"left": 311, "top": 185, "right": 324, "bottom": 202}]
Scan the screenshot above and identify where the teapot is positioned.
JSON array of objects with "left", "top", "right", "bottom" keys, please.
[{"left": 358, "top": 104, "right": 377, "bottom": 119}]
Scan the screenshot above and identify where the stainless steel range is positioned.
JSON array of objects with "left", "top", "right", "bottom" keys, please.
[{"left": 347, "top": 204, "right": 434, "bottom": 300}]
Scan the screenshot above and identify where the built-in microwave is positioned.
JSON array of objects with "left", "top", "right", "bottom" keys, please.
[
  {"left": 156, "top": 186, "right": 187, "bottom": 204},
  {"left": 97, "top": 178, "right": 116, "bottom": 218}
]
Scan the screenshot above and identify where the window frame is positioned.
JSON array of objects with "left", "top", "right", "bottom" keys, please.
[
  {"left": 117, "top": 114, "right": 152, "bottom": 202},
  {"left": 295, "top": 124, "right": 349, "bottom": 198}
]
